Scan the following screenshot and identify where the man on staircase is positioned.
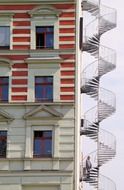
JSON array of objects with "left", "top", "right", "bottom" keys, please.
[{"left": 86, "top": 156, "right": 92, "bottom": 178}]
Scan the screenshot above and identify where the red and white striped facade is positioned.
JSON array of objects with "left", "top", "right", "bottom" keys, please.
[{"left": 0, "top": 3, "right": 76, "bottom": 102}]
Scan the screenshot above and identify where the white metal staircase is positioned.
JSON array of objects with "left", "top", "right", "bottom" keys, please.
[{"left": 80, "top": 0, "right": 117, "bottom": 189}]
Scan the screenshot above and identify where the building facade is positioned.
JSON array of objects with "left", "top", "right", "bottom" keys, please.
[{"left": 0, "top": 0, "right": 81, "bottom": 190}]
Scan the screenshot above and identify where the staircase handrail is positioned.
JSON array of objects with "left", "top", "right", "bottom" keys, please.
[
  {"left": 99, "top": 174, "right": 117, "bottom": 190},
  {"left": 99, "top": 87, "right": 116, "bottom": 109},
  {"left": 81, "top": 48, "right": 116, "bottom": 86},
  {"left": 99, "top": 128, "right": 116, "bottom": 150}
]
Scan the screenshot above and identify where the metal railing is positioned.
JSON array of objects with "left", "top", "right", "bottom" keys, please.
[{"left": 81, "top": 0, "right": 117, "bottom": 189}]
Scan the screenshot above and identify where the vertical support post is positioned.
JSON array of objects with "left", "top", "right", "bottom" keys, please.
[
  {"left": 75, "top": 0, "right": 82, "bottom": 190},
  {"left": 97, "top": 0, "right": 101, "bottom": 189}
]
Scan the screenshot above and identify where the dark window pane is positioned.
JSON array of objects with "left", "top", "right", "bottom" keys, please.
[
  {"left": 0, "top": 77, "right": 9, "bottom": 102},
  {"left": 35, "top": 77, "right": 44, "bottom": 83},
  {"left": 46, "top": 27, "right": 53, "bottom": 32},
  {"left": 36, "top": 26, "right": 54, "bottom": 49},
  {"left": 45, "top": 86, "right": 53, "bottom": 101},
  {"left": 35, "top": 76, "right": 53, "bottom": 102},
  {"left": 36, "top": 27, "right": 46, "bottom": 33},
  {"left": 0, "top": 26, "right": 10, "bottom": 49},
  {"left": 34, "top": 131, "right": 43, "bottom": 137},
  {"left": 0, "top": 131, "right": 7, "bottom": 158},
  {"left": 36, "top": 33, "right": 44, "bottom": 49},
  {"left": 46, "top": 33, "right": 53, "bottom": 48},
  {"left": 44, "top": 139, "right": 52, "bottom": 155},
  {"left": 35, "top": 85, "right": 42, "bottom": 100},
  {"left": 33, "top": 130, "right": 52, "bottom": 158},
  {"left": 34, "top": 139, "right": 41, "bottom": 156},
  {"left": 43, "top": 131, "right": 52, "bottom": 137},
  {"left": 47, "top": 76, "right": 53, "bottom": 83},
  {"left": 2, "top": 86, "right": 8, "bottom": 101}
]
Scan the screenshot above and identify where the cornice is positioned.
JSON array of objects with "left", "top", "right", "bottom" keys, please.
[
  {"left": 0, "top": 102, "right": 74, "bottom": 106},
  {"left": 0, "top": 49, "right": 76, "bottom": 55},
  {"left": 0, "top": 12, "right": 14, "bottom": 17},
  {"left": 0, "top": 0, "right": 75, "bottom": 4}
]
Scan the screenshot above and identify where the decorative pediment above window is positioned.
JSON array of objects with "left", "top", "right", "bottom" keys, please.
[
  {"left": 28, "top": 5, "right": 62, "bottom": 18},
  {"left": 0, "top": 58, "right": 13, "bottom": 68},
  {"left": 0, "top": 109, "right": 14, "bottom": 123},
  {"left": 23, "top": 105, "right": 63, "bottom": 120}
]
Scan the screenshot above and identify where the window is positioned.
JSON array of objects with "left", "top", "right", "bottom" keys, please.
[
  {"left": 36, "top": 26, "right": 54, "bottom": 49},
  {"left": 0, "top": 77, "right": 9, "bottom": 102},
  {"left": 0, "top": 26, "right": 10, "bottom": 49},
  {"left": 0, "top": 131, "right": 7, "bottom": 158},
  {"left": 35, "top": 76, "right": 53, "bottom": 102},
  {"left": 33, "top": 130, "right": 52, "bottom": 158}
]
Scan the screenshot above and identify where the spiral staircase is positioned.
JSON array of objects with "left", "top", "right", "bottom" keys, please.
[{"left": 80, "top": 0, "right": 117, "bottom": 189}]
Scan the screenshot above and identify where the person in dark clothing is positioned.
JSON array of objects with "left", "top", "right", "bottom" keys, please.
[{"left": 86, "top": 156, "right": 92, "bottom": 178}]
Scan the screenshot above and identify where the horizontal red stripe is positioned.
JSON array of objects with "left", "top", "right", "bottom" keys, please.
[
  {"left": 60, "top": 12, "right": 75, "bottom": 18},
  {"left": 0, "top": 55, "right": 29, "bottom": 60},
  {"left": 61, "top": 63, "right": 75, "bottom": 68},
  {"left": 60, "top": 95, "right": 74, "bottom": 100},
  {"left": 60, "top": 54, "right": 75, "bottom": 59},
  {"left": 13, "top": 21, "right": 30, "bottom": 27},
  {"left": 12, "top": 87, "right": 27, "bottom": 92},
  {"left": 61, "top": 79, "right": 74, "bottom": 84},
  {"left": 12, "top": 71, "right": 28, "bottom": 76},
  {"left": 60, "top": 20, "right": 75, "bottom": 25},
  {"left": 0, "top": 5, "right": 35, "bottom": 10},
  {"left": 61, "top": 87, "right": 74, "bottom": 92},
  {"left": 12, "top": 63, "right": 28, "bottom": 68},
  {"left": 11, "top": 95, "right": 27, "bottom": 101},
  {"left": 54, "top": 4, "right": 75, "bottom": 9},
  {"left": 13, "top": 29, "right": 30, "bottom": 34},
  {"left": 13, "top": 13, "right": 30, "bottom": 18},
  {"left": 60, "top": 44, "right": 75, "bottom": 49},
  {"left": 59, "top": 28, "right": 75, "bottom": 33},
  {"left": 12, "top": 79, "right": 27, "bottom": 85},
  {"left": 13, "top": 45, "right": 30, "bottom": 50},
  {"left": 59, "top": 36, "right": 75, "bottom": 41},
  {"left": 61, "top": 71, "right": 75, "bottom": 76},
  {"left": 13, "top": 37, "right": 30, "bottom": 42}
]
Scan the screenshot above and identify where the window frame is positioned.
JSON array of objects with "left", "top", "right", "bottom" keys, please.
[
  {"left": 0, "top": 15, "right": 12, "bottom": 50},
  {"left": 0, "top": 26, "right": 10, "bottom": 49},
  {"left": 27, "top": 63, "right": 60, "bottom": 102},
  {"left": 0, "top": 76, "right": 9, "bottom": 102},
  {"left": 0, "top": 130, "right": 7, "bottom": 158},
  {"left": 35, "top": 76, "right": 53, "bottom": 102},
  {"left": 31, "top": 19, "right": 59, "bottom": 50},
  {"left": 36, "top": 26, "right": 54, "bottom": 49},
  {"left": 33, "top": 130, "right": 53, "bottom": 158},
  {"left": 31, "top": 125, "right": 56, "bottom": 159}
]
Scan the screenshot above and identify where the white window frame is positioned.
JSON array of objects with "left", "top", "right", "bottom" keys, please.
[
  {"left": 28, "top": 63, "right": 60, "bottom": 102},
  {"left": 31, "top": 18, "right": 59, "bottom": 50},
  {"left": 0, "top": 16, "right": 13, "bottom": 50},
  {"left": 25, "top": 124, "right": 59, "bottom": 158},
  {"left": 0, "top": 73, "right": 11, "bottom": 103},
  {"left": 0, "top": 58, "right": 13, "bottom": 103},
  {"left": 32, "top": 126, "right": 54, "bottom": 158}
]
